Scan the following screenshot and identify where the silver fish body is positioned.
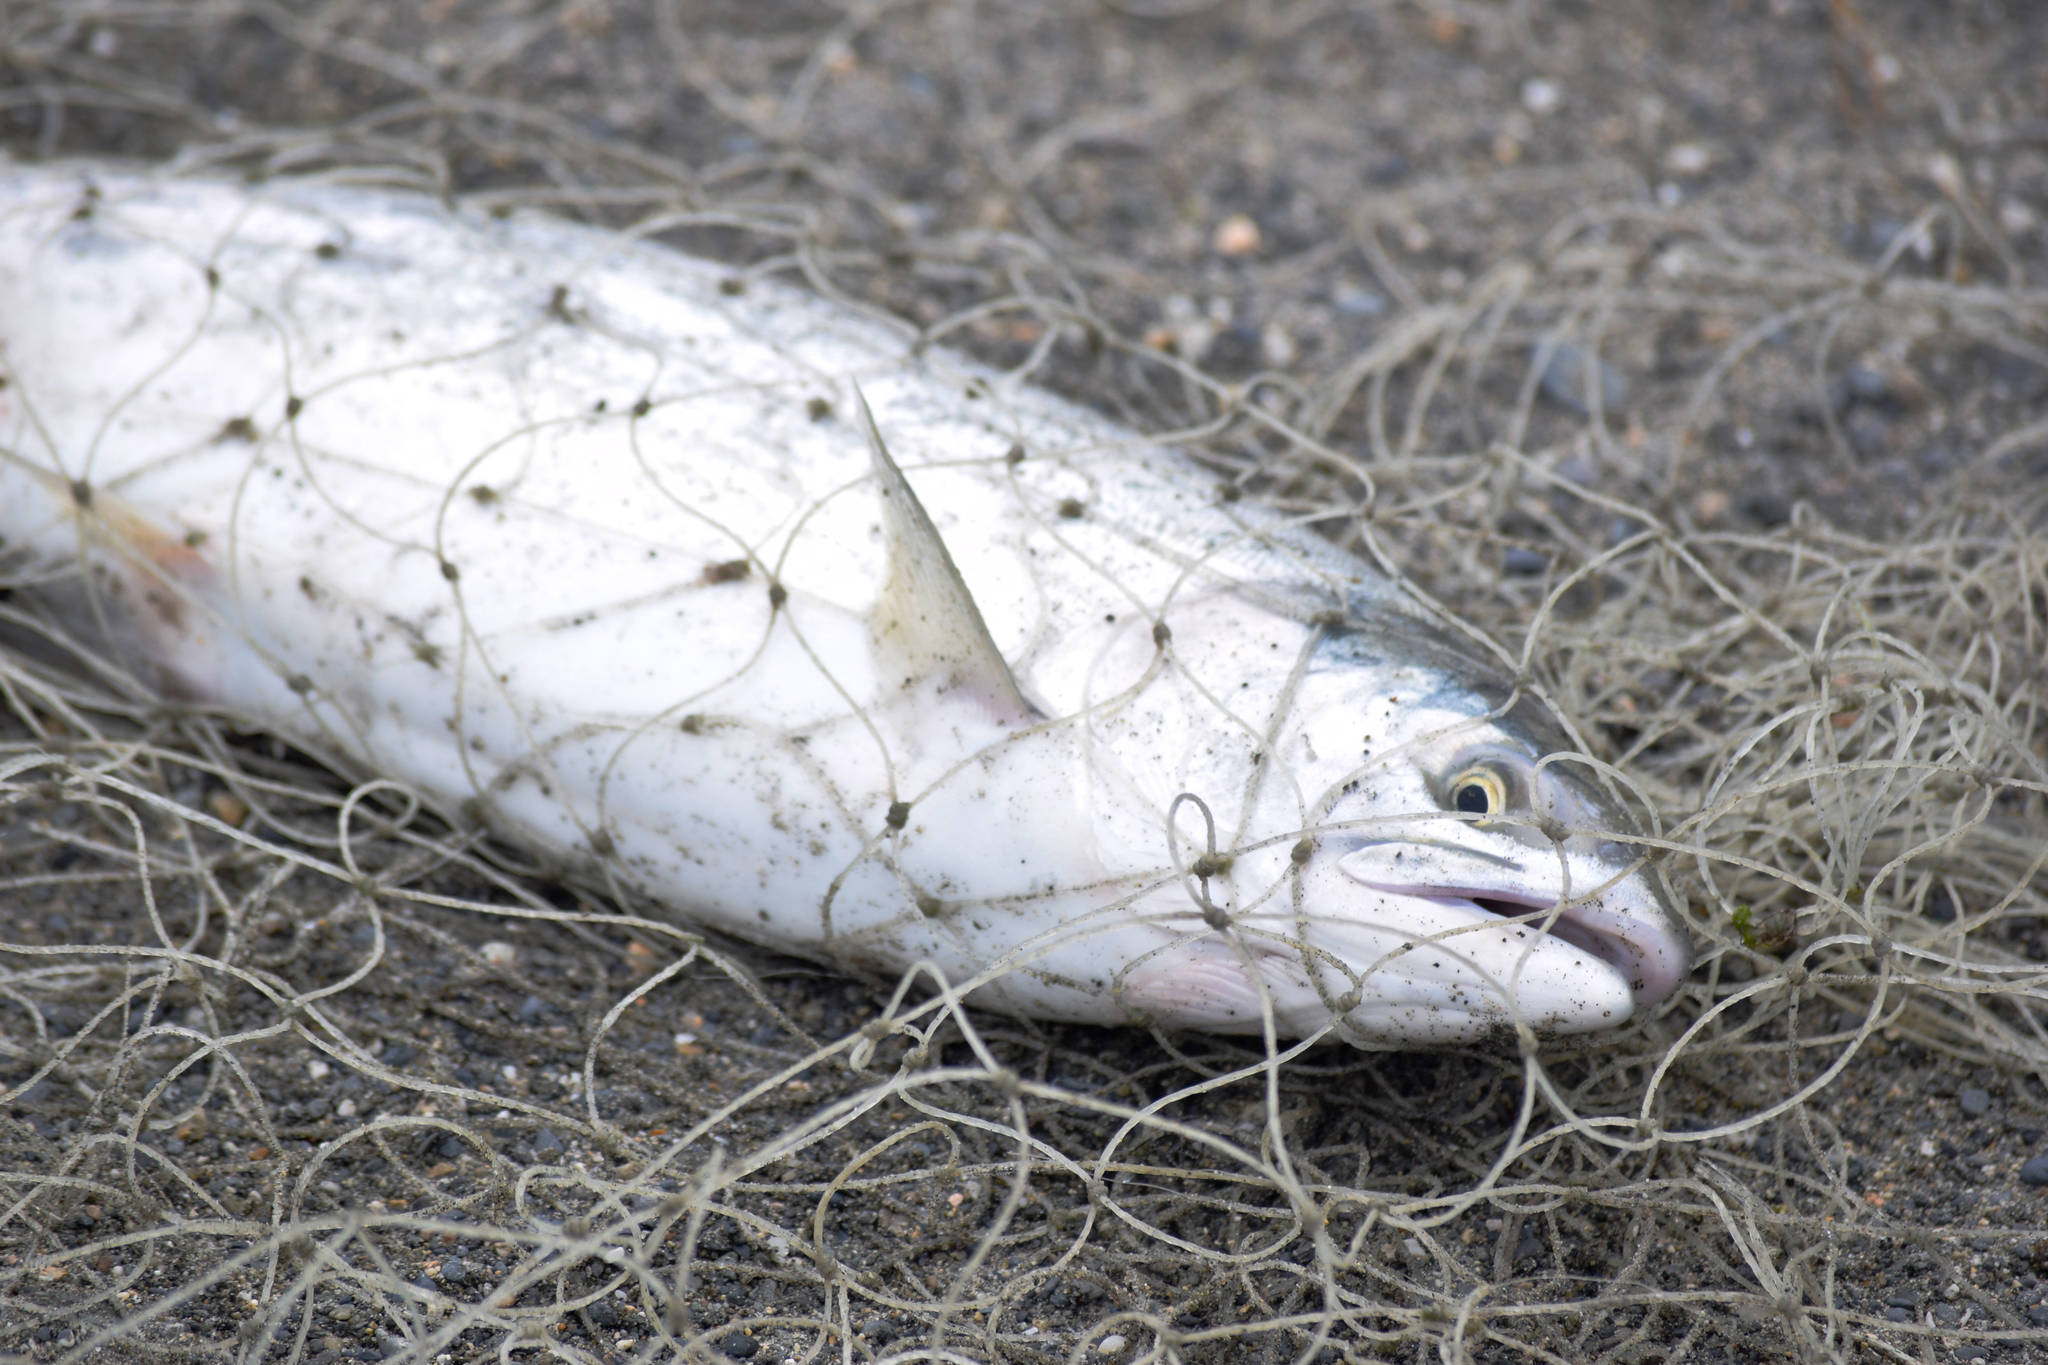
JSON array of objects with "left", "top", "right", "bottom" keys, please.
[{"left": 0, "top": 165, "right": 1690, "bottom": 1045}]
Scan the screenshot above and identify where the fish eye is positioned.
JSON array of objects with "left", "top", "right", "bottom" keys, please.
[{"left": 1448, "top": 767, "right": 1508, "bottom": 817}]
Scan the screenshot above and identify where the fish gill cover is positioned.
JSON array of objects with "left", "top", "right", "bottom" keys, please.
[{"left": 0, "top": 3, "right": 2044, "bottom": 1363}]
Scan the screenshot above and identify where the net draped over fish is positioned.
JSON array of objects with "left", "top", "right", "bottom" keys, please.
[{"left": 0, "top": 167, "right": 1687, "bottom": 1049}]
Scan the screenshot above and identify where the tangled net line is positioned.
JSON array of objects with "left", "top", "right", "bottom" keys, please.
[{"left": 3, "top": 3, "right": 2046, "bottom": 1363}]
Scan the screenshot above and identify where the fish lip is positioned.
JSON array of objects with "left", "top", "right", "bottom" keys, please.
[{"left": 1342, "top": 869, "right": 1689, "bottom": 1010}]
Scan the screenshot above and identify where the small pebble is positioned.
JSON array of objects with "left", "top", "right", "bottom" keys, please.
[
  {"left": 718, "top": 1331, "right": 759, "bottom": 1360},
  {"left": 438, "top": 1256, "right": 467, "bottom": 1285},
  {"left": 1096, "top": 1334, "right": 1128, "bottom": 1356},
  {"left": 1740, "top": 490, "right": 1791, "bottom": 528},
  {"left": 1536, "top": 341, "right": 1628, "bottom": 415},
  {"left": 1212, "top": 214, "right": 1261, "bottom": 257},
  {"left": 1520, "top": 78, "right": 1561, "bottom": 114},
  {"left": 2026, "top": 1304, "right": 2048, "bottom": 1326},
  {"left": 1883, "top": 1306, "right": 1911, "bottom": 1323},
  {"left": 1664, "top": 142, "right": 1712, "bottom": 176},
  {"left": 2018, "top": 1155, "right": 2048, "bottom": 1186},
  {"left": 1333, "top": 282, "right": 1386, "bottom": 316},
  {"left": 1502, "top": 547, "right": 1547, "bottom": 576},
  {"left": 1959, "top": 1088, "right": 1991, "bottom": 1117}
]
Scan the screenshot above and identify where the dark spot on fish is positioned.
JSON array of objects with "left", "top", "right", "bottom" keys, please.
[
  {"left": 806, "top": 397, "right": 832, "bottom": 421},
  {"left": 1291, "top": 837, "right": 1315, "bottom": 864},
  {"left": 286, "top": 674, "right": 314, "bottom": 696},
  {"left": 314, "top": 241, "right": 342, "bottom": 260},
  {"left": 592, "top": 398, "right": 608, "bottom": 414},
  {"left": 1152, "top": 621, "right": 1172, "bottom": 647},
  {"left": 1005, "top": 442, "right": 1026, "bottom": 466},
  {"left": 719, "top": 277, "right": 745, "bottom": 296},
  {"left": 440, "top": 560, "right": 460, "bottom": 583},
  {"left": 1190, "top": 853, "right": 1233, "bottom": 878},
  {"left": 590, "top": 829, "right": 616, "bottom": 858},
  {"left": 885, "top": 801, "right": 911, "bottom": 831},
  {"left": 916, "top": 894, "right": 945, "bottom": 918},
  {"left": 184, "top": 529, "right": 208, "bottom": 549},
  {"left": 468, "top": 484, "right": 499, "bottom": 506},
  {"left": 203, "top": 265, "right": 220, "bottom": 290},
  {"left": 69, "top": 480, "right": 91, "bottom": 509},
  {"left": 459, "top": 796, "right": 490, "bottom": 827},
  {"left": 144, "top": 589, "right": 185, "bottom": 631},
  {"left": 284, "top": 395, "right": 304, "bottom": 420},
  {"left": 1057, "top": 498, "right": 1086, "bottom": 519},
  {"left": 1217, "top": 483, "right": 1241, "bottom": 503},
  {"left": 701, "top": 559, "right": 751, "bottom": 585},
  {"left": 548, "top": 284, "right": 575, "bottom": 323},
  {"left": 767, "top": 581, "right": 788, "bottom": 609},
  {"left": 298, "top": 575, "right": 320, "bottom": 601},
  {"left": 413, "top": 642, "right": 443, "bottom": 669},
  {"left": 216, "top": 416, "right": 259, "bottom": 443},
  {"left": 679, "top": 714, "right": 705, "bottom": 735},
  {"left": 631, "top": 397, "right": 652, "bottom": 418}
]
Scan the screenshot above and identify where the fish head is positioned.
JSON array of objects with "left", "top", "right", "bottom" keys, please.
[{"left": 1258, "top": 619, "right": 1692, "bottom": 1044}]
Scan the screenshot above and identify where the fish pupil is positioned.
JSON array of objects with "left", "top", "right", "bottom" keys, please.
[{"left": 1453, "top": 783, "right": 1492, "bottom": 815}]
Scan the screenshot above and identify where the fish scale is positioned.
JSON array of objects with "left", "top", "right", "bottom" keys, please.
[{"left": 0, "top": 164, "right": 1691, "bottom": 1046}]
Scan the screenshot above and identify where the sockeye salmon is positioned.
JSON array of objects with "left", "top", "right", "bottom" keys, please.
[{"left": 0, "top": 165, "right": 1691, "bottom": 1046}]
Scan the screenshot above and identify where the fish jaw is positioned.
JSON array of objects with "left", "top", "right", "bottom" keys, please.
[{"left": 1332, "top": 830, "right": 1692, "bottom": 1023}]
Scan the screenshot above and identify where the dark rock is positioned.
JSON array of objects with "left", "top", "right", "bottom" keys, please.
[
  {"left": 1960, "top": 1088, "right": 1991, "bottom": 1117},
  {"left": 1740, "top": 489, "right": 1791, "bottom": 527},
  {"left": 2019, "top": 1155, "right": 2048, "bottom": 1186},
  {"left": 718, "top": 1331, "right": 759, "bottom": 1359}
]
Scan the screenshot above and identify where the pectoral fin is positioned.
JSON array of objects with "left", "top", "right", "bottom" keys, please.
[
  {"left": 856, "top": 387, "right": 1039, "bottom": 726},
  {"left": 3, "top": 461, "right": 223, "bottom": 698}
]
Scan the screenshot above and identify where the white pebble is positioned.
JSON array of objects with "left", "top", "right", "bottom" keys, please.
[
  {"left": 1520, "top": 78, "right": 1561, "bottom": 114},
  {"left": 1664, "top": 142, "right": 1712, "bottom": 176}
]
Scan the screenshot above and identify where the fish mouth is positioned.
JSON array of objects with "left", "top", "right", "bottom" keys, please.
[
  {"left": 1463, "top": 890, "right": 1668, "bottom": 1000},
  {"left": 1339, "top": 845, "right": 1692, "bottom": 1011}
]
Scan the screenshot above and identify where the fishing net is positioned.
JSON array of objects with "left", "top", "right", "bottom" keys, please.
[{"left": 2, "top": 2, "right": 2045, "bottom": 1362}]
